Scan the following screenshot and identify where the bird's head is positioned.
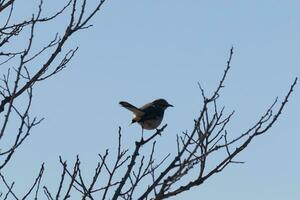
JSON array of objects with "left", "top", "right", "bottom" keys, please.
[{"left": 152, "top": 99, "right": 173, "bottom": 110}]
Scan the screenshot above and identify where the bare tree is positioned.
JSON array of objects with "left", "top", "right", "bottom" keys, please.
[
  {"left": 0, "top": 0, "right": 107, "bottom": 198},
  {"left": 0, "top": 1, "right": 297, "bottom": 200}
]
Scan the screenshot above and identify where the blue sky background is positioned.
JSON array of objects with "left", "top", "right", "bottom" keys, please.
[{"left": 3, "top": 0, "right": 300, "bottom": 199}]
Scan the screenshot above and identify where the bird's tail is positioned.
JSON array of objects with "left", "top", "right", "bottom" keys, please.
[{"left": 119, "top": 101, "right": 143, "bottom": 115}]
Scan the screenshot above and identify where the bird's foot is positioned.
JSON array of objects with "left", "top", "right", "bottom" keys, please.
[
  {"left": 156, "top": 128, "right": 161, "bottom": 135},
  {"left": 140, "top": 136, "right": 144, "bottom": 142}
]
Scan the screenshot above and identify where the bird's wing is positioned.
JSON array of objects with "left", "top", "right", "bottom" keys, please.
[
  {"left": 139, "top": 102, "right": 154, "bottom": 111},
  {"left": 138, "top": 104, "right": 163, "bottom": 122},
  {"left": 119, "top": 101, "right": 144, "bottom": 115}
]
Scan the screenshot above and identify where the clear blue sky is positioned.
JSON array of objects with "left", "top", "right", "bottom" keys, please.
[{"left": 4, "top": 1, "right": 300, "bottom": 199}]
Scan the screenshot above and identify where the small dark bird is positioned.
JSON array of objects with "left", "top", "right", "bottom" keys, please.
[{"left": 119, "top": 99, "right": 173, "bottom": 131}]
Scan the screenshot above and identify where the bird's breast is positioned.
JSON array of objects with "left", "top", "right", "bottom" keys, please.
[{"left": 139, "top": 118, "right": 162, "bottom": 130}]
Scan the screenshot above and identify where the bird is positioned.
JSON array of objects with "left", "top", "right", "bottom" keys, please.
[{"left": 119, "top": 98, "right": 173, "bottom": 135}]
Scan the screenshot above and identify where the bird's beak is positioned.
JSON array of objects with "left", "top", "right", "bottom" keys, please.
[{"left": 168, "top": 104, "right": 174, "bottom": 107}]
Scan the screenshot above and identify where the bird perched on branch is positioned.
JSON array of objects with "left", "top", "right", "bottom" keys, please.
[{"left": 119, "top": 99, "right": 173, "bottom": 133}]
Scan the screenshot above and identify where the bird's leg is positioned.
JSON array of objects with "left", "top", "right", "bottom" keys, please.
[{"left": 141, "top": 128, "right": 144, "bottom": 141}]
